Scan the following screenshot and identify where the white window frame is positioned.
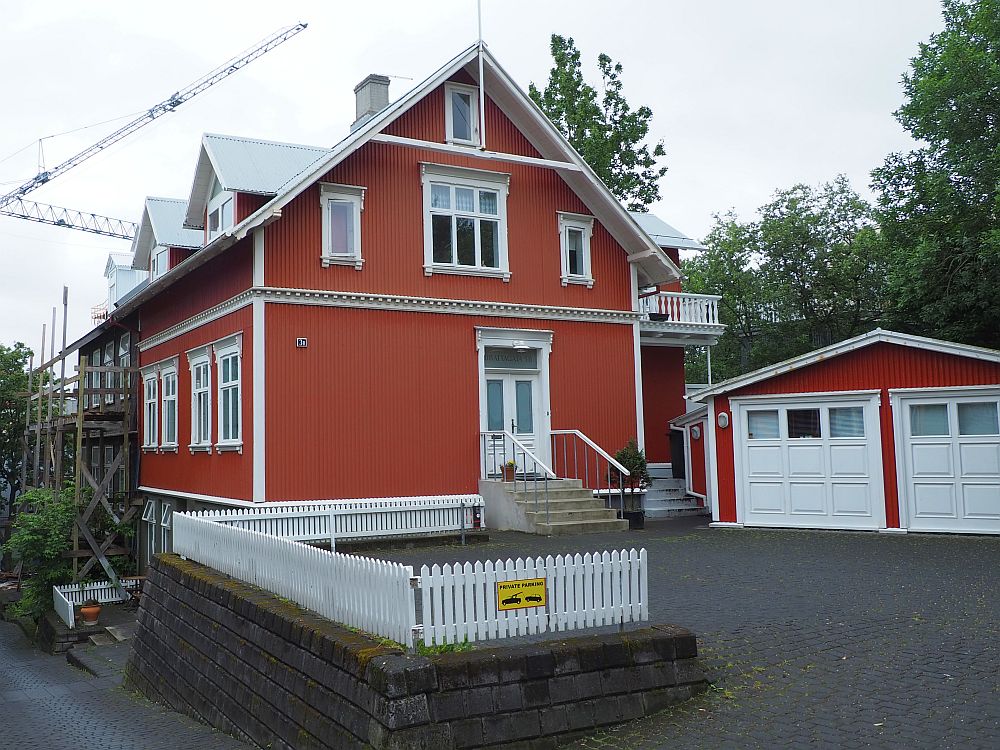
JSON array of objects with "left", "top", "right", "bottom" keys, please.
[
  {"left": 142, "top": 499, "right": 158, "bottom": 560},
  {"left": 207, "top": 178, "right": 234, "bottom": 242},
  {"left": 319, "top": 183, "right": 365, "bottom": 270},
  {"left": 444, "top": 82, "right": 480, "bottom": 147},
  {"left": 187, "top": 346, "right": 212, "bottom": 453},
  {"left": 151, "top": 246, "right": 169, "bottom": 280},
  {"left": 159, "top": 362, "right": 179, "bottom": 451},
  {"left": 421, "top": 163, "right": 510, "bottom": 281},
  {"left": 214, "top": 335, "right": 243, "bottom": 451},
  {"left": 160, "top": 502, "right": 172, "bottom": 554},
  {"left": 558, "top": 212, "right": 595, "bottom": 288},
  {"left": 142, "top": 370, "right": 158, "bottom": 450}
]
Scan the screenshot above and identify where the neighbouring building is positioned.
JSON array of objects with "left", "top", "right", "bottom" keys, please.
[{"left": 685, "top": 329, "right": 1000, "bottom": 535}]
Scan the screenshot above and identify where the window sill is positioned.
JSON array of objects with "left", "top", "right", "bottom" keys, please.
[
  {"left": 142, "top": 446, "right": 158, "bottom": 454},
  {"left": 561, "top": 275, "right": 595, "bottom": 289},
  {"left": 424, "top": 264, "right": 511, "bottom": 282},
  {"left": 160, "top": 445, "right": 179, "bottom": 454},
  {"left": 189, "top": 444, "right": 213, "bottom": 455},
  {"left": 215, "top": 442, "right": 243, "bottom": 454},
  {"left": 321, "top": 255, "right": 364, "bottom": 270},
  {"left": 445, "top": 138, "right": 481, "bottom": 149}
]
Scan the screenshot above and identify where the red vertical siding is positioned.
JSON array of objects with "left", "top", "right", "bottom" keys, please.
[
  {"left": 168, "top": 248, "right": 195, "bottom": 269},
  {"left": 689, "top": 420, "right": 707, "bottom": 498},
  {"left": 641, "top": 346, "right": 686, "bottom": 463},
  {"left": 265, "top": 304, "right": 635, "bottom": 501},
  {"left": 139, "top": 307, "right": 253, "bottom": 501},
  {"left": 264, "top": 141, "right": 632, "bottom": 310},
  {"left": 384, "top": 82, "right": 543, "bottom": 159},
  {"left": 236, "top": 192, "right": 268, "bottom": 223},
  {"left": 141, "top": 239, "right": 253, "bottom": 337},
  {"left": 712, "top": 343, "right": 1000, "bottom": 526}
]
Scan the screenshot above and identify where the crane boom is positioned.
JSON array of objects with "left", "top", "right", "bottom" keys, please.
[
  {"left": 1, "top": 200, "right": 137, "bottom": 240},
  {"left": 0, "top": 23, "right": 307, "bottom": 211}
]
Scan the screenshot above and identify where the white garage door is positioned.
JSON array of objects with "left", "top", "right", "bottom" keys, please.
[
  {"left": 733, "top": 395, "right": 884, "bottom": 529},
  {"left": 898, "top": 392, "right": 1000, "bottom": 534}
]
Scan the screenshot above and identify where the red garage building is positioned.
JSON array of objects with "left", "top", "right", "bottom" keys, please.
[{"left": 687, "top": 329, "right": 1000, "bottom": 534}]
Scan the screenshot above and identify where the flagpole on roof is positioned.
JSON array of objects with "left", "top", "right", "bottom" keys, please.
[{"left": 477, "top": 0, "right": 487, "bottom": 150}]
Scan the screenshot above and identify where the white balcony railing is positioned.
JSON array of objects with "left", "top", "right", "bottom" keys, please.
[{"left": 638, "top": 291, "right": 722, "bottom": 328}]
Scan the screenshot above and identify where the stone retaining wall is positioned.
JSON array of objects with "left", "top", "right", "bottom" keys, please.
[{"left": 125, "top": 554, "right": 706, "bottom": 749}]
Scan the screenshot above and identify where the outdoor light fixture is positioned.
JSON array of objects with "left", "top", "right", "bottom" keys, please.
[
  {"left": 717, "top": 413, "right": 730, "bottom": 429},
  {"left": 691, "top": 425, "right": 702, "bottom": 440}
]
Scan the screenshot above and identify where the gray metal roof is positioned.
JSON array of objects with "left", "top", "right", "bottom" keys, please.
[
  {"left": 184, "top": 134, "right": 332, "bottom": 228},
  {"left": 131, "top": 197, "right": 203, "bottom": 270},
  {"left": 146, "top": 197, "right": 202, "bottom": 248},
  {"left": 628, "top": 211, "right": 706, "bottom": 252}
]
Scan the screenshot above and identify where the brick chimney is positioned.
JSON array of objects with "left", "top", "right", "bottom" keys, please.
[{"left": 352, "top": 74, "right": 391, "bottom": 131}]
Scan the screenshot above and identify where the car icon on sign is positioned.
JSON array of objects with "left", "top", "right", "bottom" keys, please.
[
  {"left": 525, "top": 595, "right": 542, "bottom": 603},
  {"left": 502, "top": 594, "right": 522, "bottom": 606}
]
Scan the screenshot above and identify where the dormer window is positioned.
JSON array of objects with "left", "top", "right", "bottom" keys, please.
[
  {"left": 445, "top": 83, "right": 479, "bottom": 146},
  {"left": 207, "top": 175, "right": 234, "bottom": 241},
  {"left": 151, "top": 246, "right": 169, "bottom": 280}
]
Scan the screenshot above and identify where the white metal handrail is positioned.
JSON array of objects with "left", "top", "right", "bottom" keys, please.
[
  {"left": 480, "top": 430, "right": 556, "bottom": 525},
  {"left": 551, "top": 429, "right": 630, "bottom": 476}
]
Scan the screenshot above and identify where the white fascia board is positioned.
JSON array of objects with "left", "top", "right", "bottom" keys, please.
[
  {"left": 130, "top": 204, "right": 155, "bottom": 269},
  {"left": 671, "top": 405, "right": 708, "bottom": 428},
  {"left": 183, "top": 139, "right": 224, "bottom": 229},
  {"left": 691, "top": 328, "right": 1000, "bottom": 402}
]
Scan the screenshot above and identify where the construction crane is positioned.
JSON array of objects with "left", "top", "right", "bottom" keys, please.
[{"left": 0, "top": 22, "right": 307, "bottom": 240}]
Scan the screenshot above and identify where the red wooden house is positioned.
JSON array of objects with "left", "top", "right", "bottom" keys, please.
[{"left": 74, "top": 44, "right": 721, "bottom": 559}]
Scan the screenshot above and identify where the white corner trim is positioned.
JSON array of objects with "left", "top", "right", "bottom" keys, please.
[
  {"left": 633, "top": 321, "right": 644, "bottom": 449},
  {"left": 253, "top": 227, "right": 265, "bottom": 287},
  {"left": 252, "top": 296, "right": 266, "bottom": 503},
  {"left": 706, "top": 396, "right": 722, "bottom": 523}
]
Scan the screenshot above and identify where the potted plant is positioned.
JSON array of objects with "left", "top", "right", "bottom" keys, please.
[
  {"left": 614, "top": 440, "right": 651, "bottom": 529},
  {"left": 79, "top": 599, "right": 102, "bottom": 626},
  {"left": 501, "top": 460, "right": 517, "bottom": 482}
]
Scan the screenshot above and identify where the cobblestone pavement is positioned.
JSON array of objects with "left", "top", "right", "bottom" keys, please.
[
  {"left": 0, "top": 620, "right": 248, "bottom": 749},
  {"left": 375, "top": 519, "right": 1000, "bottom": 749}
]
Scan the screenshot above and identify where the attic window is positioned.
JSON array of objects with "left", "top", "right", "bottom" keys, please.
[
  {"left": 207, "top": 176, "right": 233, "bottom": 241},
  {"left": 445, "top": 82, "right": 479, "bottom": 146}
]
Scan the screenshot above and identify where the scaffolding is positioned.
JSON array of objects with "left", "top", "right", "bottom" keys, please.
[{"left": 18, "top": 340, "right": 138, "bottom": 595}]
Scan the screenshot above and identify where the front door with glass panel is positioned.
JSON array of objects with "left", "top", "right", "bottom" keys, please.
[{"left": 483, "top": 346, "right": 545, "bottom": 477}]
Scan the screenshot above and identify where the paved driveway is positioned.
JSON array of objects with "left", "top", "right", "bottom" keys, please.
[
  {"left": 0, "top": 620, "right": 247, "bottom": 749},
  {"left": 375, "top": 519, "right": 1000, "bottom": 749}
]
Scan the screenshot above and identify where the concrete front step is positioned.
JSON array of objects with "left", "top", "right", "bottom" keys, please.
[
  {"left": 499, "top": 478, "right": 583, "bottom": 490},
  {"left": 525, "top": 508, "right": 620, "bottom": 522},
  {"left": 535, "top": 518, "right": 629, "bottom": 535},
  {"left": 511, "top": 487, "right": 596, "bottom": 502},
  {"left": 514, "top": 498, "right": 607, "bottom": 512}
]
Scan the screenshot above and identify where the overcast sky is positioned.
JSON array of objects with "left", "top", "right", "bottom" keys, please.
[{"left": 0, "top": 0, "right": 943, "bottom": 354}]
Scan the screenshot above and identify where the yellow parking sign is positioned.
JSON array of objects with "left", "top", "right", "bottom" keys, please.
[{"left": 496, "top": 578, "right": 547, "bottom": 611}]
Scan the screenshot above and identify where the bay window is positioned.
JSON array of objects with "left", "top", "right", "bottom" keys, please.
[{"left": 421, "top": 163, "right": 509, "bottom": 279}]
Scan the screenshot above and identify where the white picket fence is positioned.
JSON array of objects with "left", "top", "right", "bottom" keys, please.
[
  {"left": 52, "top": 579, "right": 143, "bottom": 628},
  {"left": 418, "top": 549, "right": 648, "bottom": 647},
  {"left": 172, "top": 512, "right": 417, "bottom": 646},
  {"left": 185, "top": 495, "right": 484, "bottom": 548}
]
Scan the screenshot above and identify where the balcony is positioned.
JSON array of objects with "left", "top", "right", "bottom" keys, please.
[{"left": 638, "top": 291, "right": 725, "bottom": 345}]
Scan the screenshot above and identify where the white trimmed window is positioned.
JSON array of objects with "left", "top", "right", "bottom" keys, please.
[
  {"left": 142, "top": 372, "right": 158, "bottom": 449},
  {"left": 207, "top": 176, "right": 234, "bottom": 241},
  {"left": 187, "top": 347, "right": 212, "bottom": 451},
  {"left": 319, "top": 183, "right": 365, "bottom": 269},
  {"left": 160, "top": 365, "right": 178, "bottom": 449},
  {"left": 160, "top": 502, "right": 172, "bottom": 554},
  {"left": 142, "top": 499, "right": 157, "bottom": 559},
  {"left": 421, "top": 164, "right": 509, "bottom": 280},
  {"left": 215, "top": 336, "right": 242, "bottom": 449},
  {"left": 444, "top": 82, "right": 480, "bottom": 146},
  {"left": 558, "top": 213, "right": 595, "bottom": 287},
  {"left": 151, "top": 246, "right": 169, "bottom": 279}
]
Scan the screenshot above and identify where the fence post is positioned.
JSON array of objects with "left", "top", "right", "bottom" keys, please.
[
  {"left": 329, "top": 508, "right": 336, "bottom": 552},
  {"left": 460, "top": 499, "right": 466, "bottom": 546}
]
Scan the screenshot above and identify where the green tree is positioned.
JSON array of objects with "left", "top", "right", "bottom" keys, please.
[
  {"left": 685, "top": 177, "right": 889, "bottom": 381},
  {"left": 0, "top": 342, "right": 31, "bottom": 507},
  {"left": 872, "top": 0, "right": 1000, "bottom": 347},
  {"left": 530, "top": 35, "right": 667, "bottom": 210}
]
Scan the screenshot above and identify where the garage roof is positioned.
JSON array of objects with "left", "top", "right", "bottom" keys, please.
[{"left": 690, "top": 329, "right": 1000, "bottom": 401}]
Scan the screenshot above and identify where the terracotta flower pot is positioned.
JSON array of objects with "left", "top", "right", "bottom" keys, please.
[
  {"left": 79, "top": 603, "right": 102, "bottom": 626},
  {"left": 501, "top": 465, "right": 516, "bottom": 482}
]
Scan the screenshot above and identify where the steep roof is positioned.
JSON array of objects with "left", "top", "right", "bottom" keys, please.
[
  {"left": 131, "top": 197, "right": 203, "bottom": 270},
  {"left": 104, "top": 252, "right": 134, "bottom": 276},
  {"left": 628, "top": 211, "right": 706, "bottom": 252},
  {"left": 690, "top": 329, "right": 1000, "bottom": 401},
  {"left": 184, "top": 134, "right": 332, "bottom": 228},
  {"left": 114, "top": 42, "right": 680, "bottom": 320}
]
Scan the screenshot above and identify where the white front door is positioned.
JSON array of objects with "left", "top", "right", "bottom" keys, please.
[
  {"left": 733, "top": 395, "right": 884, "bottom": 530},
  {"left": 485, "top": 373, "right": 543, "bottom": 474},
  {"left": 900, "top": 393, "right": 1000, "bottom": 533}
]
